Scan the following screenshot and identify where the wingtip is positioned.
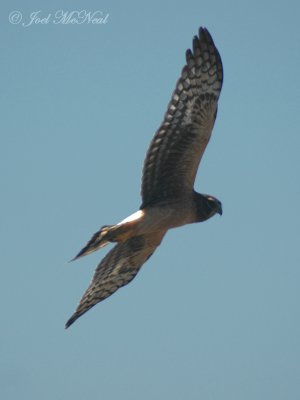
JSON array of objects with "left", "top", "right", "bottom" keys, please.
[
  {"left": 185, "top": 48, "right": 194, "bottom": 62},
  {"left": 187, "top": 27, "right": 216, "bottom": 59},
  {"left": 198, "top": 26, "right": 214, "bottom": 43},
  {"left": 198, "top": 26, "right": 205, "bottom": 37},
  {"left": 192, "top": 35, "right": 199, "bottom": 50},
  {"left": 65, "top": 316, "right": 76, "bottom": 329}
]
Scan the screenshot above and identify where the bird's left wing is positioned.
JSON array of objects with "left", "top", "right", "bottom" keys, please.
[
  {"left": 65, "top": 231, "right": 165, "bottom": 328},
  {"left": 141, "top": 28, "right": 223, "bottom": 208}
]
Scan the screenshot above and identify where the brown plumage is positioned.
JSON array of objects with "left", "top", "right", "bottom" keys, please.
[{"left": 66, "top": 27, "right": 223, "bottom": 329}]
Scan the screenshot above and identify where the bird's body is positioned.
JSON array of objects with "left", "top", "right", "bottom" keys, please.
[{"left": 66, "top": 27, "right": 223, "bottom": 328}]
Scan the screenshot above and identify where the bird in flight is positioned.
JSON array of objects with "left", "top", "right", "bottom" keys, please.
[{"left": 66, "top": 27, "right": 223, "bottom": 328}]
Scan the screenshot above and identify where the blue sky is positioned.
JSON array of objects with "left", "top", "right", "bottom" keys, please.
[{"left": 1, "top": 0, "right": 300, "bottom": 399}]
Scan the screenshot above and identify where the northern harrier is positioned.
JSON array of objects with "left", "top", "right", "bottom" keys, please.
[{"left": 66, "top": 27, "right": 223, "bottom": 328}]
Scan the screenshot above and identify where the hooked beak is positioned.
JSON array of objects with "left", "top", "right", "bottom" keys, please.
[{"left": 217, "top": 202, "right": 223, "bottom": 216}]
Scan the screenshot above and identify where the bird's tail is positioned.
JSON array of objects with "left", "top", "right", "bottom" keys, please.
[{"left": 70, "top": 223, "right": 133, "bottom": 261}]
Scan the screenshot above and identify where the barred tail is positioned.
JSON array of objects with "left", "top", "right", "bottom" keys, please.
[
  {"left": 70, "top": 222, "right": 136, "bottom": 261},
  {"left": 71, "top": 225, "right": 116, "bottom": 261}
]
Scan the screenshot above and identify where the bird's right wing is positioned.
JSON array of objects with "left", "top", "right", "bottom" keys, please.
[
  {"left": 65, "top": 230, "right": 166, "bottom": 328},
  {"left": 141, "top": 28, "right": 223, "bottom": 208}
]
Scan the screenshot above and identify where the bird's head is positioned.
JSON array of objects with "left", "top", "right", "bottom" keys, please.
[{"left": 194, "top": 193, "right": 222, "bottom": 222}]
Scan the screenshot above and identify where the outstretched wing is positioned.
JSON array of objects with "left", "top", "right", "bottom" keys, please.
[
  {"left": 141, "top": 28, "right": 223, "bottom": 208},
  {"left": 65, "top": 231, "right": 165, "bottom": 328}
]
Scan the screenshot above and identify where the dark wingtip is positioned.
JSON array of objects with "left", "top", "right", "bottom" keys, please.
[
  {"left": 193, "top": 35, "right": 198, "bottom": 45},
  {"left": 185, "top": 48, "right": 193, "bottom": 61},
  {"left": 184, "top": 26, "right": 218, "bottom": 66},
  {"left": 198, "top": 26, "right": 214, "bottom": 43},
  {"left": 198, "top": 26, "right": 205, "bottom": 37},
  {"left": 65, "top": 315, "right": 76, "bottom": 329}
]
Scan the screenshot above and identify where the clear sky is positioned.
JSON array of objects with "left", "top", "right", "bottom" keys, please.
[{"left": 1, "top": 0, "right": 300, "bottom": 399}]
